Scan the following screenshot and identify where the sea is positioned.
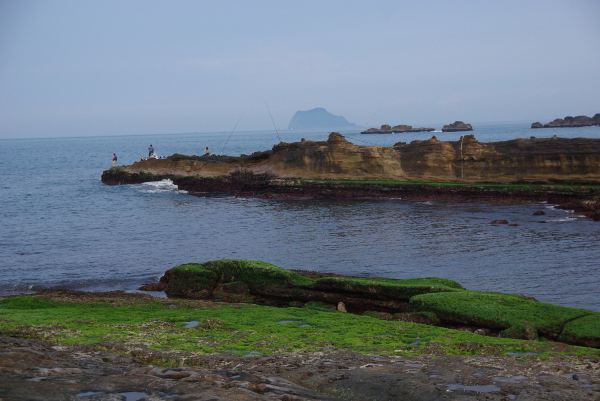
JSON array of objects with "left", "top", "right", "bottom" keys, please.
[{"left": 2, "top": 122, "right": 600, "bottom": 310}]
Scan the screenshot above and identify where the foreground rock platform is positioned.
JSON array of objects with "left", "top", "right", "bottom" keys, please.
[
  {"left": 2, "top": 287, "right": 600, "bottom": 401},
  {"left": 2, "top": 335, "right": 599, "bottom": 401}
]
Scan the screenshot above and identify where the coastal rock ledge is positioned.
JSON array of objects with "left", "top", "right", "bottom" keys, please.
[
  {"left": 103, "top": 132, "right": 600, "bottom": 183},
  {"left": 102, "top": 133, "right": 600, "bottom": 219}
]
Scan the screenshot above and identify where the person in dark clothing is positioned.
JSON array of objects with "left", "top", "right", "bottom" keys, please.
[
  {"left": 148, "top": 144, "right": 155, "bottom": 157},
  {"left": 112, "top": 153, "right": 118, "bottom": 167}
]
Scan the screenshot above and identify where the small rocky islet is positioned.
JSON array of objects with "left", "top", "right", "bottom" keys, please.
[
  {"left": 360, "top": 120, "right": 473, "bottom": 134},
  {"left": 531, "top": 114, "right": 600, "bottom": 129},
  {"left": 361, "top": 124, "right": 436, "bottom": 134}
]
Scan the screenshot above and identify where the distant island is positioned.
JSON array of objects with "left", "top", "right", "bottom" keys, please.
[
  {"left": 531, "top": 114, "right": 600, "bottom": 129},
  {"left": 288, "top": 107, "right": 356, "bottom": 130},
  {"left": 361, "top": 123, "right": 435, "bottom": 134},
  {"left": 360, "top": 121, "right": 473, "bottom": 134},
  {"left": 442, "top": 121, "right": 473, "bottom": 132}
]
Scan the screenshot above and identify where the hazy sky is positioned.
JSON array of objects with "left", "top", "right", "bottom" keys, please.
[{"left": 1, "top": 0, "right": 599, "bottom": 138}]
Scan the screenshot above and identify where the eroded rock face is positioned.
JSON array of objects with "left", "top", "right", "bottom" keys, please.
[
  {"left": 104, "top": 132, "right": 600, "bottom": 183},
  {"left": 531, "top": 114, "right": 600, "bottom": 129}
]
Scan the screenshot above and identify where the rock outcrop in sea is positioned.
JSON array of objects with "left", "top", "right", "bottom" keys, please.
[
  {"left": 531, "top": 114, "right": 600, "bottom": 129},
  {"left": 102, "top": 133, "right": 600, "bottom": 220},
  {"left": 442, "top": 121, "right": 473, "bottom": 132},
  {"left": 103, "top": 132, "right": 600, "bottom": 183},
  {"left": 361, "top": 123, "right": 435, "bottom": 134}
]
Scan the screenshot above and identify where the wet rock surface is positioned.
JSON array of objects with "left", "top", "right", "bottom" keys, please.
[{"left": 1, "top": 336, "right": 599, "bottom": 401}]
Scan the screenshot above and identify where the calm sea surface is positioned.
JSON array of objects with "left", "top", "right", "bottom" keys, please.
[{"left": 2, "top": 123, "right": 600, "bottom": 310}]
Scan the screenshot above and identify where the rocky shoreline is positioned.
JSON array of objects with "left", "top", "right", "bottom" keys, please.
[
  {"left": 1, "top": 291, "right": 599, "bottom": 401},
  {"left": 102, "top": 169, "right": 600, "bottom": 221},
  {"left": 101, "top": 132, "right": 600, "bottom": 221},
  {"left": 2, "top": 334, "right": 599, "bottom": 401}
]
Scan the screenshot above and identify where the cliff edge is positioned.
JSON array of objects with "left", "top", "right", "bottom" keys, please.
[{"left": 105, "top": 132, "right": 600, "bottom": 183}]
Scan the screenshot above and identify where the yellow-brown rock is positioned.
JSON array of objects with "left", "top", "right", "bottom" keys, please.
[{"left": 116, "top": 132, "right": 600, "bottom": 183}]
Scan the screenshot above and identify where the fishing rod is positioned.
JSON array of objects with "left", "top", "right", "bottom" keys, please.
[
  {"left": 220, "top": 115, "right": 243, "bottom": 155},
  {"left": 266, "top": 103, "right": 282, "bottom": 143}
]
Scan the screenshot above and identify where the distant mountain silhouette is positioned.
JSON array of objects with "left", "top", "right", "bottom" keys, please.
[{"left": 288, "top": 107, "right": 356, "bottom": 130}]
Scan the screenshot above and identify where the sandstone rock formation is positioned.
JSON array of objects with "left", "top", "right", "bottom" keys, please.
[
  {"left": 531, "top": 114, "right": 600, "bottom": 129},
  {"left": 103, "top": 132, "right": 600, "bottom": 183},
  {"left": 102, "top": 132, "right": 600, "bottom": 220},
  {"left": 442, "top": 121, "right": 473, "bottom": 132}
]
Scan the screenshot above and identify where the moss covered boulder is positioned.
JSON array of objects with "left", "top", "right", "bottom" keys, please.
[
  {"left": 558, "top": 314, "right": 600, "bottom": 348},
  {"left": 156, "top": 259, "right": 600, "bottom": 349},
  {"left": 161, "top": 259, "right": 462, "bottom": 313},
  {"left": 409, "top": 291, "right": 598, "bottom": 347}
]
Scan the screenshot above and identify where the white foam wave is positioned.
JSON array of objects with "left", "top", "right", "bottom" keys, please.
[
  {"left": 547, "top": 217, "right": 577, "bottom": 223},
  {"left": 137, "top": 179, "right": 187, "bottom": 194}
]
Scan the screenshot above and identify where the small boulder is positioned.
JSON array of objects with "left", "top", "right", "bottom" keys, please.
[
  {"left": 532, "top": 210, "right": 546, "bottom": 216},
  {"left": 337, "top": 301, "right": 347, "bottom": 313}
]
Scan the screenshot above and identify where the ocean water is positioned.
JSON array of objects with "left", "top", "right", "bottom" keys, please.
[{"left": 2, "top": 122, "right": 600, "bottom": 310}]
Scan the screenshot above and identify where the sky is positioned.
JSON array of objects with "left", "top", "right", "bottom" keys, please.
[{"left": 0, "top": 0, "right": 599, "bottom": 138}]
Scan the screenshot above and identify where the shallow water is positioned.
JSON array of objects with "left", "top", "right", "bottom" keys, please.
[{"left": 2, "top": 123, "right": 600, "bottom": 310}]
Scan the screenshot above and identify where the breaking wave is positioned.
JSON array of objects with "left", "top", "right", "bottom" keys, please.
[{"left": 136, "top": 179, "right": 188, "bottom": 194}]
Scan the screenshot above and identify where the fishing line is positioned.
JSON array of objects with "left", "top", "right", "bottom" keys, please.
[
  {"left": 266, "top": 103, "right": 282, "bottom": 143},
  {"left": 220, "top": 115, "right": 243, "bottom": 155}
]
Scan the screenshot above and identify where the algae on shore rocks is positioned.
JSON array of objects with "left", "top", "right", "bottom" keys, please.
[
  {"left": 156, "top": 259, "right": 600, "bottom": 349},
  {"left": 1, "top": 291, "right": 598, "bottom": 360},
  {"left": 161, "top": 259, "right": 462, "bottom": 312}
]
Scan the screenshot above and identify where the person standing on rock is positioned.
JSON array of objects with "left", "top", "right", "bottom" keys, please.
[
  {"left": 204, "top": 146, "right": 210, "bottom": 156},
  {"left": 148, "top": 144, "right": 155, "bottom": 158},
  {"left": 112, "top": 153, "right": 118, "bottom": 167}
]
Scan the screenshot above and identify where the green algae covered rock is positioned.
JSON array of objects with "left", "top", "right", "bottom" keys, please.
[
  {"left": 162, "top": 259, "right": 462, "bottom": 310},
  {"left": 409, "top": 291, "right": 592, "bottom": 342},
  {"left": 559, "top": 314, "right": 600, "bottom": 348}
]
